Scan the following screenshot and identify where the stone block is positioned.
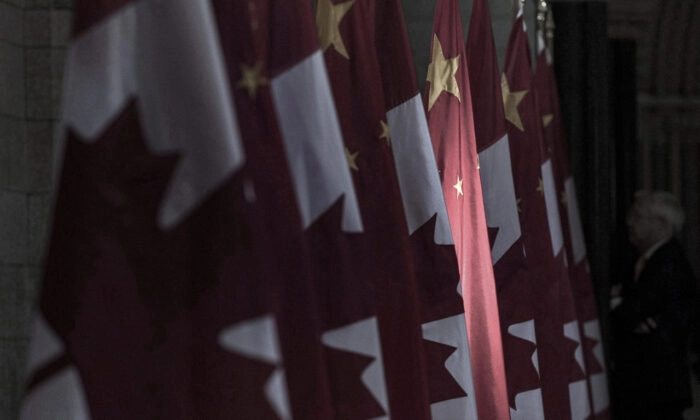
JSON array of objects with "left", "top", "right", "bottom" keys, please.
[
  {"left": 50, "top": 9, "right": 71, "bottom": 46},
  {"left": 53, "top": 0, "right": 72, "bottom": 10},
  {"left": 23, "top": 9, "right": 50, "bottom": 46},
  {"left": 24, "top": 0, "right": 51, "bottom": 8},
  {"left": 51, "top": 47, "right": 66, "bottom": 119},
  {"left": 25, "top": 120, "right": 53, "bottom": 190},
  {"left": 0, "top": 42, "right": 25, "bottom": 118},
  {"left": 28, "top": 193, "right": 50, "bottom": 265},
  {"left": 0, "top": 116, "right": 26, "bottom": 190},
  {"left": 25, "top": 47, "right": 52, "bottom": 119},
  {"left": 0, "top": 191, "right": 27, "bottom": 264},
  {"left": 0, "top": 2, "right": 23, "bottom": 44}
]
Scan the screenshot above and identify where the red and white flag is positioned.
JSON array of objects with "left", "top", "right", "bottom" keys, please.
[
  {"left": 373, "top": 0, "right": 488, "bottom": 417},
  {"left": 20, "top": 1, "right": 257, "bottom": 418},
  {"left": 316, "top": 0, "right": 434, "bottom": 417},
  {"left": 465, "top": 0, "right": 545, "bottom": 418},
  {"left": 502, "top": 6, "right": 591, "bottom": 420},
  {"left": 534, "top": 33, "right": 610, "bottom": 419}
]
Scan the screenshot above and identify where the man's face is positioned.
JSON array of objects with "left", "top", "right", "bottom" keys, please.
[{"left": 626, "top": 202, "right": 659, "bottom": 252}]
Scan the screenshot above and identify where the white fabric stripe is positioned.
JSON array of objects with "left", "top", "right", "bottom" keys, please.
[
  {"left": 542, "top": 159, "right": 564, "bottom": 256},
  {"left": 271, "top": 51, "right": 363, "bottom": 233},
  {"left": 322, "top": 317, "right": 388, "bottom": 414},
  {"left": 478, "top": 135, "right": 521, "bottom": 264},
  {"left": 422, "top": 313, "right": 478, "bottom": 420},
  {"left": 386, "top": 94, "right": 453, "bottom": 244},
  {"left": 61, "top": 0, "right": 245, "bottom": 229},
  {"left": 569, "top": 379, "right": 591, "bottom": 420},
  {"left": 563, "top": 321, "right": 585, "bottom": 371},
  {"left": 25, "top": 314, "right": 64, "bottom": 377},
  {"left": 510, "top": 388, "right": 545, "bottom": 420},
  {"left": 565, "top": 178, "right": 587, "bottom": 263},
  {"left": 20, "top": 368, "right": 90, "bottom": 420}
]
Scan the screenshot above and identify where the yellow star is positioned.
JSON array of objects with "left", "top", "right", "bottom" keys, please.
[
  {"left": 516, "top": 197, "right": 522, "bottom": 213},
  {"left": 501, "top": 74, "right": 527, "bottom": 131},
  {"left": 426, "top": 34, "right": 461, "bottom": 111},
  {"left": 537, "top": 178, "right": 544, "bottom": 195},
  {"left": 542, "top": 114, "right": 554, "bottom": 128},
  {"left": 316, "top": 0, "right": 355, "bottom": 59},
  {"left": 453, "top": 175, "right": 464, "bottom": 197},
  {"left": 345, "top": 147, "right": 359, "bottom": 171},
  {"left": 560, "top": 190, "right": 568, "bottom": 206},
  {"left": 379, "top": 120, "right": 391, "bottom": 145},
  {"left": 237, "top": 62, "right": 267, "bottom": 99}
]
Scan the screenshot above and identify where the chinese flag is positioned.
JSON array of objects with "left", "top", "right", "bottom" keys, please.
[
  {"left": 423, "top": 0, "right": 511, "bottom": 419},
  {"left": 466, "top": 0, "right": 546, "bottom": 418},
  {"left": 20, "top": 1, "right": 263, "bottom": 418},
  {"left": 316, "top": 0, "right": 434, "bottom": 418},
  {"left": 503, "top": 6, "right": 591, "bottom": 420},
  {"left": 374, "top": 0, "right": 487, "bottom": 417},
  {"left": 533, "top": 34, "right": 610, "bottom": 419}
]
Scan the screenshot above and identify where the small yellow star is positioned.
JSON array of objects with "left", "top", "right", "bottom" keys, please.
[
  {"left": 516, "top": 197, "right": 522, "bottom": 213},
  {"left": 237, "top": 62, "right": 267, "bottom": 99},
  {"left": 316, "top": 0, "right": 355, "bottom": 59},
  {"left": 542, "top": 114, "right": 554, "bottom": 128},
  {"left": 453, "top": 175, "right": 464, "bottom": 197},
  {"left": 379, "top": 120, "right": 391, "bottom": 145},
  {"left": 501, "top": 74, "right": 527, "bottom": 131},
  {"left": 426, "top": 34, "right": 461, "bottom": 111},
  {"left": 560, "top": 190, "right": 568, "bottom": 206},
  {"left": 345, "top": 147, "right": 359, "bottom": 171},
  {"left": 537, "top": 178, "right": 544, "bottom": 195}
]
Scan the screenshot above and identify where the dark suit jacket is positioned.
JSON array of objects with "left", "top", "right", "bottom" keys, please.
[{"left": 611, "top": 238, "right": 697, "bottom": 408}]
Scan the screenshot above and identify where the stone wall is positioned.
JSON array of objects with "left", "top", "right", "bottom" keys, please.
[{"left": 0, "top": 0, "right": 71, "bottom": 418}]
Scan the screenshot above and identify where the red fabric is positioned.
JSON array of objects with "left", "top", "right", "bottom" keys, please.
[
  {"left": 503, "top": 13, "right": 588, "bottom": 420},
  {"left": 424, "top": 1, "right": 510, "bottom": 419},
  {"left": 72, "top": 0, "right": 132, "bottom": 36},
  {"left": 534, "top": 45, "right": 610, "bottom": 419},
  {"left": 320, "top": 1, "right": 432, "bottom": 417},
  {"left": 466, "top": 0, "right": 545, "bottom": 414}
]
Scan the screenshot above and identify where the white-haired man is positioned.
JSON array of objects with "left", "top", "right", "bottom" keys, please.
[{"left": 610, "top": 191, "right": 697, "bottom": 419}]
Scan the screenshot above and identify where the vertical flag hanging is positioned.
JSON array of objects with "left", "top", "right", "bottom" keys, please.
[
  {"left": 20, "top": 0, "right": 254, "bottom": 418},
  {"left": 533, "top": 32, "right": 611, "bottom": 419},
  {"left": 419, "top": 0, "right": 512, "bottom": 418},
  {"left": 373, "top": 0, "right": 489, "bottom": 417},
  {"left": 465, "top": 0, "right": 545, "bottom": 418},
  {"left": 502, "top": 4, "right": 591, "bottom": 420},
  {"left": 316, "top": 0, "right": 433, "bottom": 418}
]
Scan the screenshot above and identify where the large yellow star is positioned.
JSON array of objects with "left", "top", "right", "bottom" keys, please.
[
  {"left": 316, "top": 0, "right": 355, "bottom": 59},
  {"left": 453, "top": 175, "right": 464, "bottom": 197},
  {"left": 237, "top": 62, "right": 267, "bottom": 99},
  {"left": 379, "top": 120, "right": 391, "bottom": 145},
  {"left": 426, "top": 34, "right": 461, "bottom": 111},
  {"left": 501, "top": 74, "right": 527, "bottom": 131},
  {"left": 345, "top": 147, "right": 359, "bottom": 171}
]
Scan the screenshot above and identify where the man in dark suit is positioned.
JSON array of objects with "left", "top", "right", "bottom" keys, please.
[{"left": 610, "top": 190, "right": 697, "bottom": 419}]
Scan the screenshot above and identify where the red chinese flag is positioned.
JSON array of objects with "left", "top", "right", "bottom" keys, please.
[
  {"left": 316, "top": 0, "right": 434, "bottom": 418},
  {"left": 466, "top": 0, "right": 546, "bottom": 418},
  {"left": 20, "top": 1, "right": 264, "bottom": 418},
  {"left": 503, "top": 7, "right": 591, "bottom": 420},
  {"left": 422, "top": 0, "right": 511, "bottom": 419},
  {"left": 533, "top": 35, "right": 610, "bottom": 419},
  {"left": 373, "top": 0, "right": 486, "bottom": 417}
]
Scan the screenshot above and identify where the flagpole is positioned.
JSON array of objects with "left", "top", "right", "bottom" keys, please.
[{"left": 536, "top": 0, "right": 555, "bottom": 59}]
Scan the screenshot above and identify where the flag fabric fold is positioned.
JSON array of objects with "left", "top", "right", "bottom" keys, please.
[
  {"left": 534, "top": 34, "right": 610, "bottom": 419},
  {"left": 316, "top": 0, "right": 434, "bottom": 418},
  {"left": 465, "top": 0, "right": 545, "bottom": 418},
  {"left": 502, "top": 7, "right": 591, "bottom": 420},
  {"left": 422, "top": 0, "right": 511, "bottom": 419}
]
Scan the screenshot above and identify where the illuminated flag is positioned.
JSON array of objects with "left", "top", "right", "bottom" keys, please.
[
  {"left": 465, "top": 0, "right": 545, "bottom": 418},
  {"left": 533, "top": 33, "right": 610, "bottom": 419},
  {"left": 502, "top": 5, "right": 591, "bottom": 420},
  {"left": 20, "top": 1, "right": 255, "bottom": 418},
  {"left": 316, "top": 0, "right": 434, "bottom": 417}
]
